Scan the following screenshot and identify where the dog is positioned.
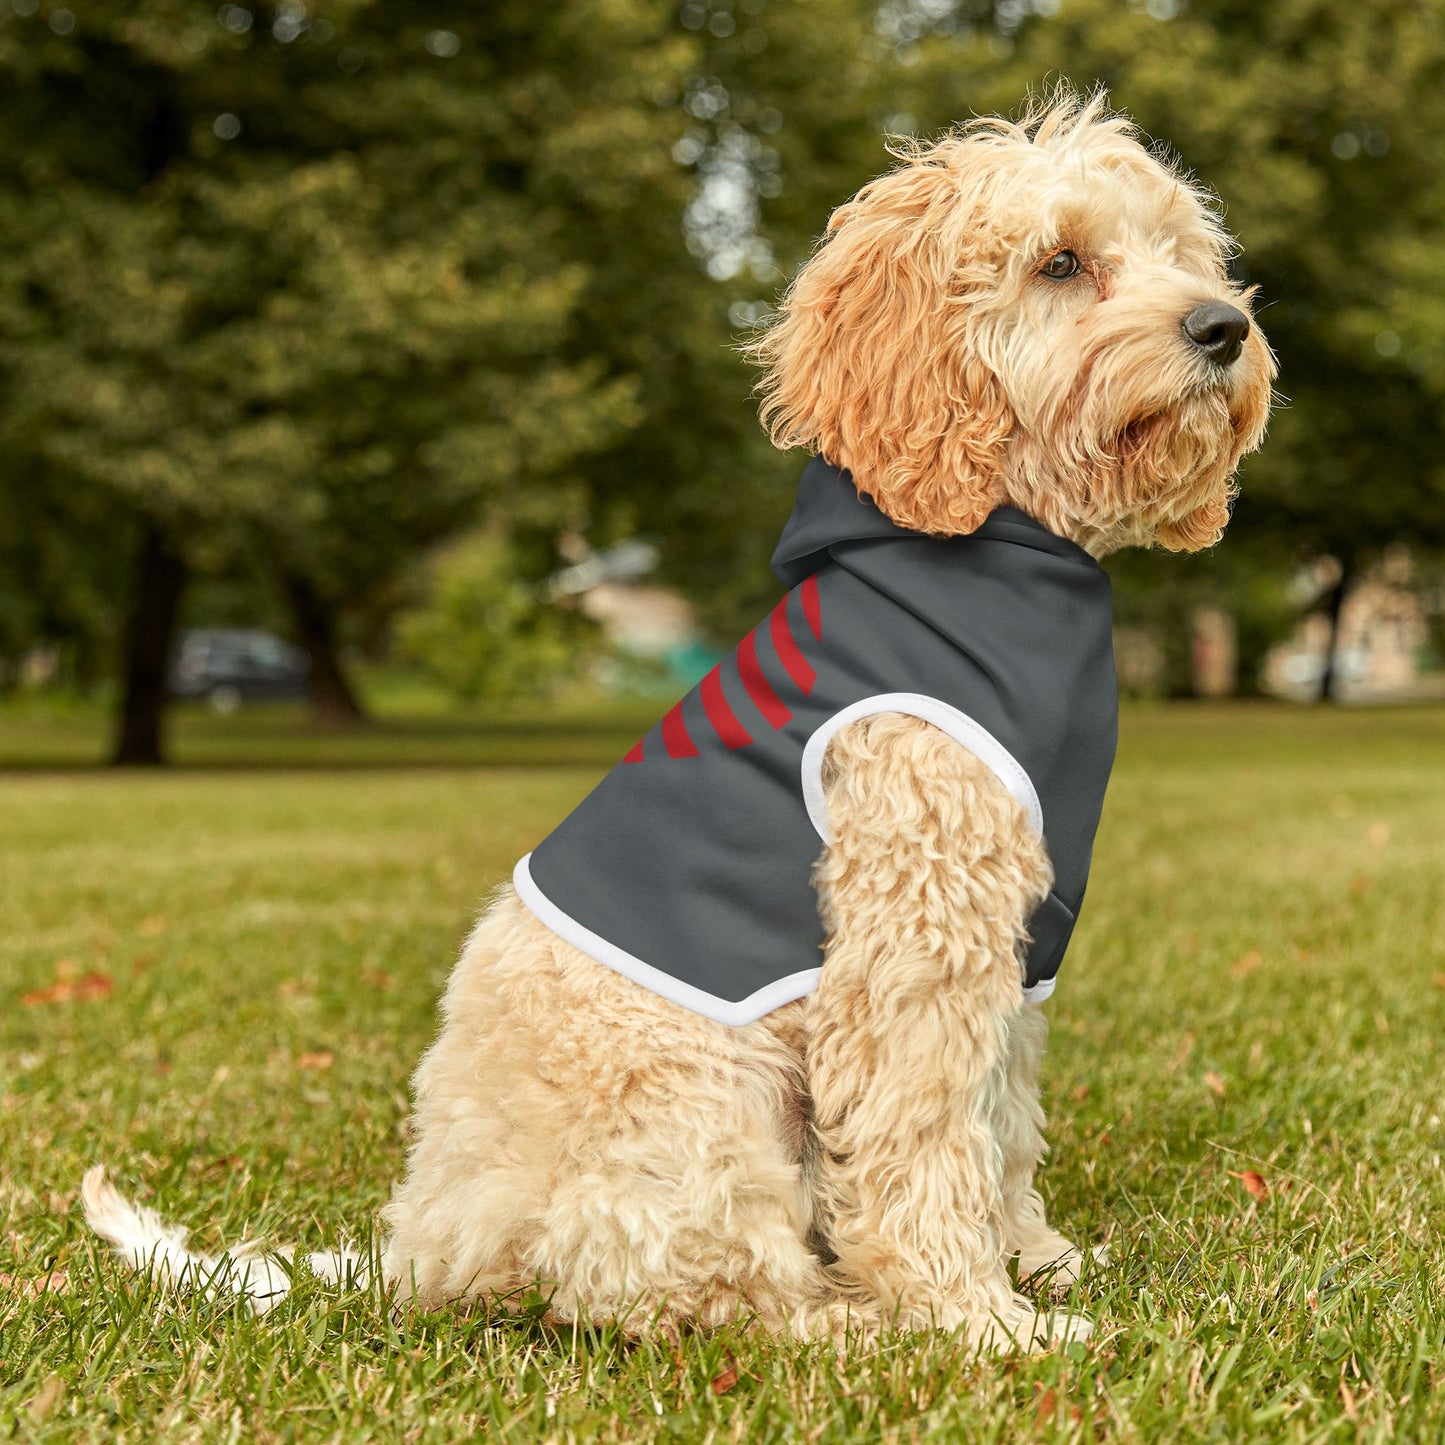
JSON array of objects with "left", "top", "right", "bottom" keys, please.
[{"left": 85, "top": 90, "right": 1274, "bottom": 1351}]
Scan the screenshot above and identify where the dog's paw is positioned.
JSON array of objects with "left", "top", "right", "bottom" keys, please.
[
  {"left": 972, "top": 1295, "right": 1093, "bottom": 1353},
  {"left": 1018, "top": 1240, "right": 1110, "bottom": 1293},
  {"left": 1031, "top": 1308, "right": 1093, "bottom": 1348}
]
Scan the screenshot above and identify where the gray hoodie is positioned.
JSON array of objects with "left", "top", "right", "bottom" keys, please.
[{"left": 515, "top": 457, "right": 1118, "bottom": 1025}]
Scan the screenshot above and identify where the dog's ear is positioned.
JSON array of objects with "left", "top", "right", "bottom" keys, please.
[{"left": 749, "top": 152, "right": 1012, "bottom": 536}]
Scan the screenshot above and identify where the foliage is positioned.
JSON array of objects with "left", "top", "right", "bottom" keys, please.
[
  {"left": 395, "top": 533, "right": 601, "bottom": 705},
  {"left": 573, "top": 0, "right": 891, "bottom": 640},
  {"left": 0, "top": 1, "right": 677, "bottom": 614},
  {"left": 5, "top": 0, "right": 1445, "bottom": 724},
  {"left": 2, "top": 702, "right": 1444, "bottom": 1438},
  {"left": 0, "top": 459, "right": 130, "bottom": 691},
  {"left": 0, "top": 0, "right": 894, "bottom": 725}
]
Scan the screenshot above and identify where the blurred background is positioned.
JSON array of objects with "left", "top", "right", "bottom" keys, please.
[{"left": 2, "top": 0, "right": 1443, "bottom": 766}]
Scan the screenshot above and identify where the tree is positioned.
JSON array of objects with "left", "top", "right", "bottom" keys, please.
[
  {"left": 0, "top": 1, "right": 697, "bottom": 759},
  {"left": 517, "top": 0, "right": 892, "bottom": 640}
]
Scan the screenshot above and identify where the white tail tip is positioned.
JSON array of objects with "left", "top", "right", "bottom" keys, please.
[{"left": 81, "top": 1166, "right": 368, "bottom": 1315}]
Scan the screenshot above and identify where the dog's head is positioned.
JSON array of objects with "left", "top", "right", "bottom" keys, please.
[{"left": 751, "top": 90, "right": 1275, "bottom": 554}]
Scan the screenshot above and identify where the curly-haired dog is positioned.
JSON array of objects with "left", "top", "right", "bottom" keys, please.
[{"left": 85, "top": 92, "right": 1273, "bottom": 1350}]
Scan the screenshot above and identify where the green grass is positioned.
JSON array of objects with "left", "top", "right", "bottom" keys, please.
[{"left": 2, "top": 702, "right": 1443, "bottom": 1442}]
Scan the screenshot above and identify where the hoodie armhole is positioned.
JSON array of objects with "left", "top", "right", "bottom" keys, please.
[{"left": 800, "top": 693, "right": 1044, "bottom": 843}]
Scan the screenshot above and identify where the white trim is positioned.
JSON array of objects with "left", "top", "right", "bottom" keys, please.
[
  {"left": 1021, "top": 977, "right": 1056, "bottom": 1004},
  {"left": 799, "top": 692, "right": 1044, "bottom": 843},
  {"left": 512, "top": 854, "right": 822, "bottom": 1028}
]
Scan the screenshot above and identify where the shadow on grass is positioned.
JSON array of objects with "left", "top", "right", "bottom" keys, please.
[{"left": 0, "top": 700, "right": 665, "bottom": 774}]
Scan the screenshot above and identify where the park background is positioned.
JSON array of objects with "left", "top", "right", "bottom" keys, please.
[
  {"left": 2, "top": 0, "right": 1445, "bottom": 752},
  {"left": 2, "top": 2, "right": 1444, "bottom": 1442}
]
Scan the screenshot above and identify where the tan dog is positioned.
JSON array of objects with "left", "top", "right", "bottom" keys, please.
[{"left": 85, "top": 92, "right": 1273, "bottom": 1351}]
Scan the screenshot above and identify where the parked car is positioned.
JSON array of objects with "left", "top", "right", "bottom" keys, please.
[{"left": 169, "top": 629, "right": 310, "bottom": 712}]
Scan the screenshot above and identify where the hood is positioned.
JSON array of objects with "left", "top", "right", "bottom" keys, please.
[{"left": 770, "top": 456, "right": 1099, "bottom": 588}]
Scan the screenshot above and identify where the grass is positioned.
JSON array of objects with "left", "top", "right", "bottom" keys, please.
[{"left": 2, "top": 700, "right": 1443, "bottom": 1442}]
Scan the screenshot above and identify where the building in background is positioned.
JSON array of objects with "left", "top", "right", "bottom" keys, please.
[
  {"left": 1263, "top": 550, "right": 1438, "bottom": 701},
  {"left": 548, "top": 541, "right": 717, "bottom": 692}
]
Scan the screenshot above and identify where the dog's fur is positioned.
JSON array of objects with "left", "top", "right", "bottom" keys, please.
[{"left": 85, "top": 91, "right": 1274, "bottom": 1350}]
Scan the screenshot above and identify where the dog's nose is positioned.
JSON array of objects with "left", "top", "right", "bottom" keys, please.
[{"left": 1182, "top": 302, "right": 1250, "bottom": 367}]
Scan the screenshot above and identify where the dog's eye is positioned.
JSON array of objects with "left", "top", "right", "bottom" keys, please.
[{"left": 1041, "top": 250, "right": 1081, "bottom": 280}]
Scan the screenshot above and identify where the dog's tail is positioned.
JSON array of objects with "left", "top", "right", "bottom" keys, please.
[{"left": 81, "top": 1165, "right": 368, "bottom": 1315}]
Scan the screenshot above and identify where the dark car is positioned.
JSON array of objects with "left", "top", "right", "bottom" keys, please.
[{"left": 170, "top": 629, "right": 311, "bottom": 712}]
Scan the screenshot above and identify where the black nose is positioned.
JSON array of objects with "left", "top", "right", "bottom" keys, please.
[{"left": 1182, "top": 302, "right": 1250, "bottom": 367}]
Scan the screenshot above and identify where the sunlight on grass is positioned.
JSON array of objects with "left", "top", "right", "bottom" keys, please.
[{"left": 2, "top": 703, "right": 1443, "bottom": 1440}]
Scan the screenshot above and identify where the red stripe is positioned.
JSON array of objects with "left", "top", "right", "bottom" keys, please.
[
  {"left": 623, "top": 738, "right": 644, "bottom": 764},
  {"left": 800, "top": 575, "right": 822, "bottom": 640},
  {"left": 770, "top": 598, "right": 816, "bottom": 696},
  {"left": 699, "top": 665, "right": 753, "bottom": 749},
  {"left": 660, "top": 701, "right": 699, "bottom": 758},
  {"left": 738, "top": 631, "right": 792, "bottom": 728}
]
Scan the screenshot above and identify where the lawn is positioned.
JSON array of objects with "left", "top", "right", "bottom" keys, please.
[{"left": 2, "top": 701, "right": 1443, "bottom": 1442}]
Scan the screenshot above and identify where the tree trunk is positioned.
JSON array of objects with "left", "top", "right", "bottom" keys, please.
[
  {"left": 1317, "top": 556, "right": 1355, "bottom": 703},
  {"left": 112, "top": 524, "right": 187, "bottom": 766},
  {"left": 281, "top": 571, "right": 367, "bottom": 725}
]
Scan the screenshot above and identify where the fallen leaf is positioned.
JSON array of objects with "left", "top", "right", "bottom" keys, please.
[
  {"left": 711, "top": 1357, "right": 740, "bottom": 1396},
  {"left": 361, "top": 969, "right": 394, "bottom": 992},
  {"left": 1433, "top": 973, "right": 1445, "bottom": 990},
  {"left": 21, "top": 972, "right": 113, "bottom": 1007},
  {"left": 295, "top": 1051, "right": 334, "bottom": 1071},
  {"left": 1228, "top": 1169, "right": 1268, "bottom": 1201},
  {"left": 21, "top": 983, "right": 69, "bottom": 1006},
  {"left": 1349, "top": 875, "right": 1372, "bottom": 898},
  {"left": 1034, "top": 1385, "right": 1058, "bottom": 1425},
  {"left": 0, "top": 1268, "right": 70, "bottom": 1299},
  {"left": 1232, "top": 950, "right": 1263, "bottom": 977},
  {"left": 138, "top": 916, "right": 167, "bottom": 937},
  {"left": 1204, "top": 1070, "right": 1227, "bottom": 1098},
  {"left": 1070, "top": 1083, "right": 1090, "bottom": 1102}
]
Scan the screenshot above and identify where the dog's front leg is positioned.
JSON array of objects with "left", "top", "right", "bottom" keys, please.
[{"left": 805, "top": 713, "right": 1088, "bottom": 1350}]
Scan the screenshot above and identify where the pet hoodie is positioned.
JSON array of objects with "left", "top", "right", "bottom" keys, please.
[{"left": 515, "top": 456, "right": 1119, "bottom": 1026}]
